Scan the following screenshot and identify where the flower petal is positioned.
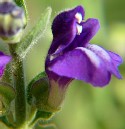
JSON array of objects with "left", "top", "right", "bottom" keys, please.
[
  {"left": 65, "top": 18, "right": 100, "bottom": 51},
  {"left": 0, "top": 51, "right": 11, "bottom": 77},
  {"left": 81, "top": 18, "right": 100, "bottom": 45},
  {"left": 48, "top": 6, "right": 85, "bottom": 54},
  {"left": 78, "top": 18, "right": 100, "bottom": 44},
  {"left": 46, "top": 70, "right": 72, "bottom": 88},
  {"left": 108, "top": 51, "right": 123, "bottom": 66},
  {"left": 47, "top": 48, "right": 111, "bottom": 87},
  {"left": 87, "top": 44, "right": 122, "bottom": 78}
]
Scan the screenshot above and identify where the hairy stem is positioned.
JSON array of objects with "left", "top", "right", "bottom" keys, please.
[{"left": 9, "top": 44, "right": 26, "bottom": 127}]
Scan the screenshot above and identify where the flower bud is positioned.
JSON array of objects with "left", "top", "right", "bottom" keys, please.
[
  {"left": 0, "top": 1, "right": 26, "bottom": 43},
  {"left": 0, "top": 82, "right": 15, "bottom": 116}
]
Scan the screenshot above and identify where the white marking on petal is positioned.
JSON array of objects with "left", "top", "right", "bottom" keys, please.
[
  {"left": 54, "top": 45, "right": 62, "bottom": 54},
  {"left": 76, "top": 24, "right": 82, "bottom": 35},
  {"left": 48, "top": 67, "right": 52, "bottom": 71},
  {"left": 50, "top": 55, "right": 55, "bottom": 61},
  {"left": 75, "top": 13, "right": 82, "bottom": 23},
  {"left": 87, "top": 44, "right": 111, "bottom": 61},
  {"left": 76, "top": 47, "right": 101, "bottom": 67}
]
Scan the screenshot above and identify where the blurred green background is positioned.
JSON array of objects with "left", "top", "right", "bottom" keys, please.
[{"left": 0, "top": 0, "right": 125, "bottom": 129}]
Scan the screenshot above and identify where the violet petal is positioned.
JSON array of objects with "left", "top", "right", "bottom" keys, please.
[
  {"left": 48, "top": 6, "right": 85, "bottom": 54},
  {"left": 65, "top": 18, "right": 100, "bottom": 52},
  {"left": 79, "top": 18, "right": 100, "bottom": 45},
  {"left": 108, "top": 51, "right": 123, "bottom": 66},
  {"left": 46, "top": 70, "right": 72, "bottom": 88},
  {"left": 0, "top": 51, "right": 11, "bottom": 77},
  {"left": 81, "top": 18, "right": 100, "bottom": 45},
  {"left": 87, "top": 44, "right": 122, "bottom": 79},
  {"left": 48, "top": 48, "right": 111, "bottom": 86}
]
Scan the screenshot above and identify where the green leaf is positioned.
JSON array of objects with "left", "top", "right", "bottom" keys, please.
[
  {"left": 35, "top": 111, "right": 53, "bottom": 120},
  {"left": 0, "top": 116, "right": 14, "bottom": 128},
  {"left": 16, "top": 7, "right": 52, "bottom": 58},
  {"left": 0, "top": 82, "right": 15, "bottom": 116},
  {"left": 29, "top": 111, "right": 54, "bottom": 128},
  {"left": 30, "top": 111, "right": 53, "bottom": 123},
  {"left": 27, "top": 72, "right": 47, "bottom": 105},
  {"left": 0, "top": 82, "right": 15, "bottom": 104},
  {"left": 37, "top": 122, "right": 57, "bottom": 129}
]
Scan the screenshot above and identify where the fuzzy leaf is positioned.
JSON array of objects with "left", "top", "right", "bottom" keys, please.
[
  {"left": 27, "top": 72, "right": 47, "bottom": 105},
  {"left": 0, "top": 82, "right": 15, "bottom": 116},
  {"left": 30, "top": 111, "right": 54, "bottom": 129},
  {"left": 16, "top": 7, "right": 52, "bottom": 58},
  {"left": 36, "top": 111, "right": 53, "bottom": 120},
  {"left": 38, "top": 122, "right": 57, "bottom": 129},
  {"left": 0, "top": 82, "right": 15, "bottom": 103}
]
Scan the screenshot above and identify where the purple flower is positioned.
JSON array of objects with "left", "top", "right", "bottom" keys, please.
[
  {"left": 0, "top": 51, "right": 11, "bottom": 78},
  {"left": 45, "top": 5, "right": 123, "bottom": 87}
]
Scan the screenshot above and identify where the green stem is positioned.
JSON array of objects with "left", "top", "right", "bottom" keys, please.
[{"left": 9, "top": 44, "right": 26, "bottom": 127}]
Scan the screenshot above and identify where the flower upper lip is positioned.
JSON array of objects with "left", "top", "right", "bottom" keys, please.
[
  {"left": 48, "top": 6, "right": 85, "bottom": 55},
  {"left": 49, "top": 5, "right": 100, "bottom": 56}
]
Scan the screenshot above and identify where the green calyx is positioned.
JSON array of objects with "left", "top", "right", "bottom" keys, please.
[{"left": 27, "top": 72, "right": 62, "bottom": 114}]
